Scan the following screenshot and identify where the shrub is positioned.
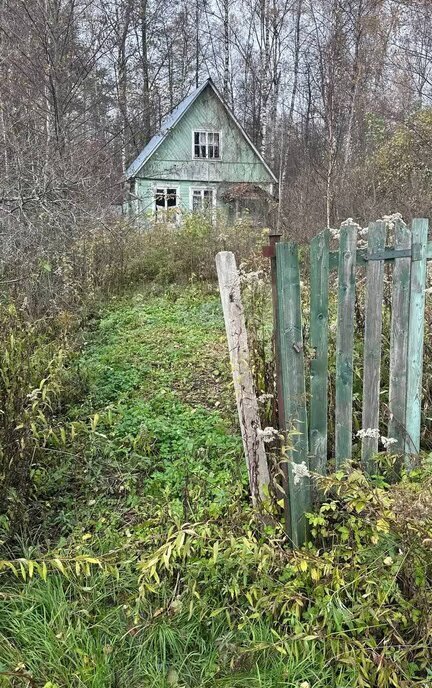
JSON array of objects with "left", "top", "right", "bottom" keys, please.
[{"left": 0, "top": 306, "right": 73, "bottom": 541}]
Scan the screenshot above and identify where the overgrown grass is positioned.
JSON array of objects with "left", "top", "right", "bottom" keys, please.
[
  {"left": 1, "top": 284, "right": 432, "bottom": 688},
  {"left": 0, "top": 574, "right": 338, "bottom": 688}
]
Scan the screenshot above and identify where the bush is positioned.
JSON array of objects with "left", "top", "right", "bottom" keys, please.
[
  {"left": 1, "top": 214, "right": 266, "bottom": 320},
  {"left": 0, "top": 306, "right": 72, "bottom": 541}
]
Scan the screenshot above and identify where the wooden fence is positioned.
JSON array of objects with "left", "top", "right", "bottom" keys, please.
[{"left": 264, "top": 218, "right": 431, "bottom": 546}]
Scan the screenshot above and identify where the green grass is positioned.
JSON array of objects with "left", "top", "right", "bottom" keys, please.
[
  {"left": 29, "top": 286, "right": 247, "bottom": 542},
  {"left": 1, "top": 284, "right": 430, "bottom": 687},
  {"left": 0, "top": 285, "right": 334, "bottom": 687},
  {"left": 0, "top": 575, "right": 336, "bottom": 688}
]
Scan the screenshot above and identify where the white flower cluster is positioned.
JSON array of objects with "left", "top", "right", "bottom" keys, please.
[
  {"left": 258, "top": 426, "right": 279, "bottom": 443},
  {"left": 381, "top": 436, "right": 398, "bottom": 450},
  {"left": 258, "top": 393, "right": 274, "bottom": 403},
  {"left": 341, "top": 217, "right": 362, "bottom": 230},
  {"left": 292, "top": 461, "right": 310, "bottom": 485},
  {"left": 356, "top": 428, "right": 398, "bottom": 449},
  {"left": 356, "top": 428, "right": 380, "bottom": 439},
  {"left": 381, "top": 212, "right": 403, "bottom": 232},
  {"left": 329, "top": 219, "right": 366, "bottom": 242}
]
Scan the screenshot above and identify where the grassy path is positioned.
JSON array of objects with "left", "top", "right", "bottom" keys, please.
[{"left": 72, "top": 285, "right": 246, "bottom": 523}]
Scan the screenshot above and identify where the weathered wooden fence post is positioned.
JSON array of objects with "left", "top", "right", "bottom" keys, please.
[
  {"left": 309, "top": 229, "right": 330, "bottom": 485},
  {"left": 264, "top": 229, "right": 291, "bottom": 535},
  {"left": 275, "top": 241, "right": 311, "bottom": 546},
  {"left": 405, "top": 218, "right": 429, "bottom": 460},
  {"left": 216, "top": 250, "right": 270, "bottom": 504},
  {"left": 335, "top": 222, "right": 358, "bottom": 466},
  {"left": 361, "top": 221, "right": 386, "bottom": 472},
  {"left": 388, "top": 220, "right": 411, "bottom": 452}
]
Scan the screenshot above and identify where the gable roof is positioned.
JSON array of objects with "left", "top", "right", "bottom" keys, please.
[{"left": 125, "top": 78, "right": 278, "bottom": 183}]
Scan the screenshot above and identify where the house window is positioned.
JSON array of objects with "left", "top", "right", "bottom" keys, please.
[
  {"left": 191, "top": 188, "right": 214, "bottom": 211},
  {"left": 155, "top": 187, "right": 177, "bottom": 217},
  {"left": 193, "top": 131, "right": 220, "bottom": 159}
]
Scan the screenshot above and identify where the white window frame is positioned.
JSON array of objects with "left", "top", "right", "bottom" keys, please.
[
  {"left": 153, "top": 185, "right": 179, "bottom": 220},
  {"left": 191, "top": 130, "right": 222, "bottom": 160},
  {"left": 189, "top": 186, "right": 217, "bottom": 212}
]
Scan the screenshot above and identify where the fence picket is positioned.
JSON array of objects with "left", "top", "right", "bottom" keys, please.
[
  {"left": 275, "top": 241, "right": 311, "bottom": 546},
  {"left": 405, "top": 218, "right": 429, "bottom": 459},
  {"left": 309, "top": 229, "right": 329, "bottom": 482},
  {"left": 361, "top": 221, "right": 386, "bottom": 471},
  {"left": 335, "top": 223, "right": 358, "bottom": 465},
  {"left": 388, "top": 221, "right": 411, "bottom": 452}
]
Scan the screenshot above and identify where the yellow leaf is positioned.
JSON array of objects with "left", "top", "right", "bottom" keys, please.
[
  {"left": 299, "top": 559, "right": 308, "bottom": 572},
  {"left": 53, "top": 558, "right": 66, "bottom": 575}
]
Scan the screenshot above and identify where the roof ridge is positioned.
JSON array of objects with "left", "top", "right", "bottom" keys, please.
[{"left": 125, "top": 77, "right": 277, "bottom": 183}]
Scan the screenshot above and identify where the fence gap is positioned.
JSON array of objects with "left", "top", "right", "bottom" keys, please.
[
  {"left": 335, "top": 223, "right": 358, "bottom": 466},
  {"left": 309, "top": 229, "right": 329, "bottom": 486},
  {"left": 275, "top": 241, "right": 311, "bottom": 546},
  {"left": 361, "top": 221, "right": 386, "bottom": 472},
  {"left": 388, "top": 220, "right": 411, "bottom": 452},
  {"left": 405, "top": 218, "right": 429, "bottom": 460}
]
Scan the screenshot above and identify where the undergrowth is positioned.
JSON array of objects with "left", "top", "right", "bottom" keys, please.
[{"left": 0, "top": 285, "right": 431, "bottom": 687}]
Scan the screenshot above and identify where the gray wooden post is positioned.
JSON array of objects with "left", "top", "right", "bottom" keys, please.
[{"left": 216, "top": 251, "right": 270, "bottom": 504}]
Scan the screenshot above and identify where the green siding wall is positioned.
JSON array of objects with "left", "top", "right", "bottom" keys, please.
[
  {"left": 137, "top": 84, "right": 275, "bottom": 186},
  {"left": 134, "top": 178, "right": 225, "bottom": 217}
]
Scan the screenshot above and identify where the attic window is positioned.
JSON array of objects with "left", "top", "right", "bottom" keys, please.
[{"left": 193, "top": 131, "right": 220, "bottom": 159}]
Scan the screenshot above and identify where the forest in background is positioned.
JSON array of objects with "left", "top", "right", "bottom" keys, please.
[{"left": 1, "top": 0, "right": 432, "bottom": 242}]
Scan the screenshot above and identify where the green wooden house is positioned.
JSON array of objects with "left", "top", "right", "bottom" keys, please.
[{"left": 125, "top": 78, "right": 277, "bottom": 222}]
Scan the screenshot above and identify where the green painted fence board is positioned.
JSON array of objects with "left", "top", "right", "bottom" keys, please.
[
  {"left": 388, "top": 221, "right": 411, "bottom": 452},
  {"left": 405, "top": 218, "right": 428, "bottom": 459},
  {"left": 361, "top": 221, "right": 386, "bottom": 471},
  {"left": 330, "top": 241, "right": 432, "bottom": 271},
  {"left": 335, "top": 223, "right": 358, "bottom": 465},
  {"left": 309, "top": 229, "right": 329, "bottom": 483},
  {"left": 275, "top": 241, "right": 311, "bottom": 546}
]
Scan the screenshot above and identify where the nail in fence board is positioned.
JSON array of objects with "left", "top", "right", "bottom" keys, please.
[
  {"left": 335, "top": 223, "right": 358, "bottom": 465},
  {"left": 275, "top": 241, "right": 311, "bottom": 546},
  {"left": 388, "top": 221, "right": 411, "bottom": 452},
  {"left": 405, "top": 219, "right": 428, "bottom": 459},
  {"left": 216, "top": 251, "right": 270, "bottom": 503},
  {"left": 361, "top": 221, "right": 387, "bottom": 471},
  {"left": 309, "top": 229, "right": 329, "bottom": 482}
]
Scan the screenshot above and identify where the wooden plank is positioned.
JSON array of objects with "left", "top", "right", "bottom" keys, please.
[
  {"left": 405, "top": 219, "right": 429, "bottom": 460},
  {"left": 330, "top": 240, "right": 432, "bottom": 270},
  {"left": 335, "top": 223, "right": 358, "bottom": 465},
  {"left": 216, "top": 251, "right": 270, "bottom": 503},
  {"left": 309, "top": 229, "right": 329, "bottom": 483},
  {"left": 388, "top": 220, "right": 411, "bottom": 452},
  {"left": 276, "top": 241, "right": 311, "bottom": 546},
  {"left": 267, "top": 231, "right": 291, "bottom": 537},
  {"left": 361, "top": 221, "right": 386, "bottom": 472},
  {"left": 330, "top": 248, "right": 366, "bottom": 270}
]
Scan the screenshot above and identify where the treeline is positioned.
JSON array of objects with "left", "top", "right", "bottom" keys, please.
[{"left": 0, "top": 0, "right": 431, "bottom": 255}]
